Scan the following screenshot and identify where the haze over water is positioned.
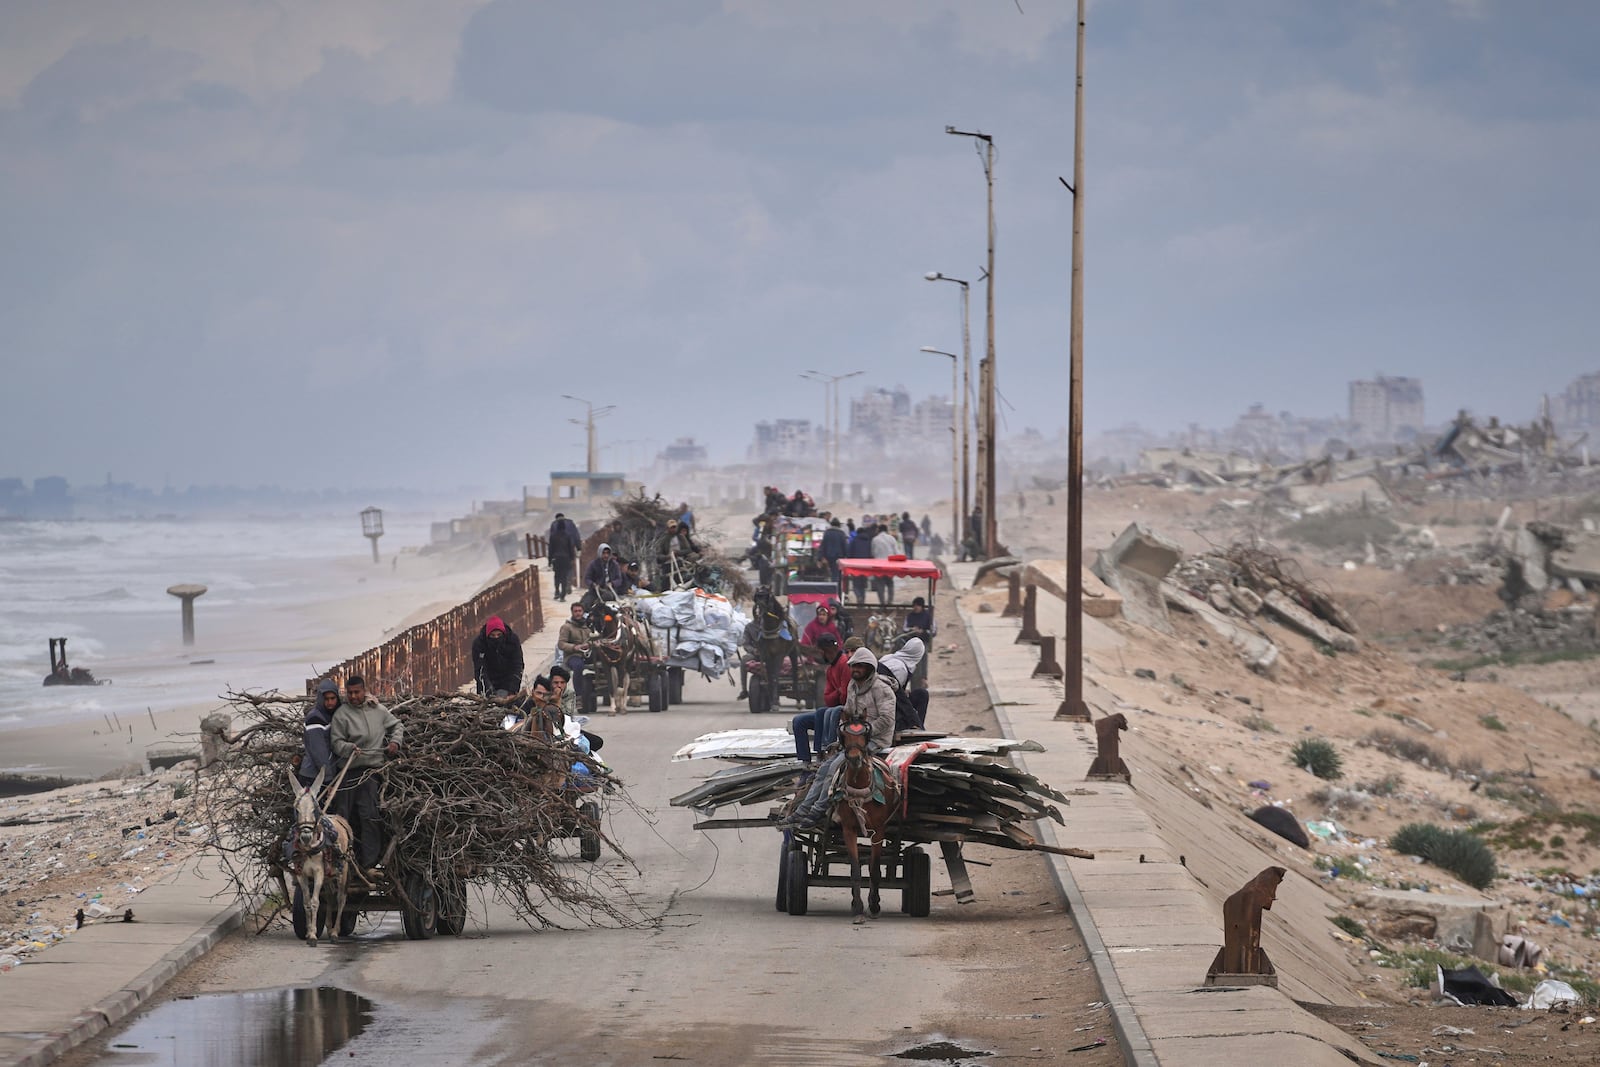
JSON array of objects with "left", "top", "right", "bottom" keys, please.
[{"left": 0, "top": 515, "right": 431, "bottom": 748}]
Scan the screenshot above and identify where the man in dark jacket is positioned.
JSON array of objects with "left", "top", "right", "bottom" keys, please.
[
  {"left": 547, "top": 513, "right": 580, "bottom": 601},
  {"left": 899, "top": 512, "right": 920, "bottom": 559},
  {"left": 297, "top": 678, "right": 341, "bottom": 787},
  {"left": 583, "top": 543, "right": 624, "bottom": 603},
  {"left": 845, "top": 521, "right": 875, "bottom": 605},
  {"left": 471, "top": 615, "right": 524, "bottom": 696},
  {"left": 820, "top": 518, "right": 847, "bottom": 584}
]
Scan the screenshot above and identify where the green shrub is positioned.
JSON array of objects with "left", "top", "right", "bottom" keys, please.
[
  {"left": 1390, "top": 822, "right": 1498, "bottom": 890},
  {"left": 1479, "top": 714, "right": 1508, "bottom": 732},
  {"left": 1292, "top": 738, "right": 1343, "bottom": 780},
  {"left": 1330, "top": 915, "right": 1366, "bottom": 939}
]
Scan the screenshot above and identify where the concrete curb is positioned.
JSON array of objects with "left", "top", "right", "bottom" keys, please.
[
  {"left": 7, "top": 899, "right": 250, "bottom": 1067},
  {"left": 957, "top": 599, "right": 1159, "bottom": 1067}
]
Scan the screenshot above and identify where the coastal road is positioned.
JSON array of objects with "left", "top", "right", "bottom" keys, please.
[{"left": 66, "top": 638, "right": 1119, "bottom": 1067}]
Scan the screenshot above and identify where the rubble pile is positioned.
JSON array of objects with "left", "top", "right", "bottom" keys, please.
[
  {"left": 0, "top": 764, "right": 204, "bottom": 972},
  {"left": 1436, "top": 515, "right": 1600, "bottom": 657}
]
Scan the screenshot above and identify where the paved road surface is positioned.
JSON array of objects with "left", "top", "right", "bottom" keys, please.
[{"left": 66, "top": 670, "right": 1113, "bottom": 1067}]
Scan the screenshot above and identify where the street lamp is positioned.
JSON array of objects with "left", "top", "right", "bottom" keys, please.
[
  {"left": 561, "top": 394, "right": 616, "bottom": 474},
  {"left": 924, "top": 271, "right": 972, "bottom": 541},
  {"left": 798, "top": 372, "right": 831, "bottom": 487},
  {"left": 1056, "top": 0, "right": 1091, "bottom": 723},
  {"left": 803, "top": 370, "right": 863, "bottom": 498},
  {"left": 945, "top": 126, "right": 998, "bottom": 557},
  {"left": 919, "top": 347, "right": 961, "bottom": 551}
]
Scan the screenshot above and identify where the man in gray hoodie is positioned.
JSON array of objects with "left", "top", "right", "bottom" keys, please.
[
  {"left": 329, "top": 675, "right": 403, "bottom": 873},
  {"left": 777, "top": 647, "right": 897, "bottom": 829}
]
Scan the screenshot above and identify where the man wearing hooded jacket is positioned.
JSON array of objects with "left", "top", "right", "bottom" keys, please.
[{"left": 777, "top": 647, "right": 897, "bottom": 828}]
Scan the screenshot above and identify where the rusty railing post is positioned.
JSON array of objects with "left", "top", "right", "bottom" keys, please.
[
  {"left": 1033, "top": 635, "right": 1064, "bottom": 679},
  {"left": 1205, "top": 867, "right": 1286, "bottom": 988},
  {"left": 1086, "top": 711, "right": 1131, "bottom": 783},
  {"left": 1015, "top": 583, "right": 1041, "bottom": 644},
  {"left": 1002, "top": 570, "right": 1023, "bottom": 617}
]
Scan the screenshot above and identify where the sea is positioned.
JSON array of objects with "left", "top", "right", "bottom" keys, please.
[{"left": 0, "top": 515, "right": 436, "bottom": 740}]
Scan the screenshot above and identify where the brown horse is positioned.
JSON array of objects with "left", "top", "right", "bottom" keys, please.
[{"left": 833, "top": 720, "right": 902, "bottom": 923}]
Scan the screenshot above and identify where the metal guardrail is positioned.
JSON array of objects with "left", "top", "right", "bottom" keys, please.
[{"left": 307, "top": 566, "right": 544, "bottom": 697}]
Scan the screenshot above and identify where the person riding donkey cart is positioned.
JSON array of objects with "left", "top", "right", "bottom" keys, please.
[
  {"left": 777, "top": 647, "right": 897, "bottom": 830},
  {"left": 558, "top": 602, "right": 596, "bottom": 704},
  {"left": 328, "top": 676, "right": 403, "bottom": 882},
  {"left": 471, "top": 615, "right": 524, "bottom": 698}
]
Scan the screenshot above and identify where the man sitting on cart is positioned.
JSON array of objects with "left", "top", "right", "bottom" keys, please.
[
  {"left": 789, "top": 633, "right": 850, "bottom": 764},
  {"left": 583, "top": 543, "right": 625, "bottom": 605},
  {"left": 558, "top": 602, "right": 595, "bottom": 700},
  {"left": 777, "top": 647, "right": 897, "bottom": 829},
  {"left": 800, "top": 601, "right": 841, "bottom": 649},
  {"left": 329, "top": 676, "right": 403, "bottom": 879}
]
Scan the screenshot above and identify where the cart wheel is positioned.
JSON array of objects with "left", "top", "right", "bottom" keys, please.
[
  {"left": 784, "top": 848, "right": 809, "bottom": 916},
  {"left": 401, "top": 875, "right": 436, "bottom": 940},
  {"left": 579, "top": 801, "right": 603, "bottom": 862},
  {"left": 337, "top": 900, "right": 359, "bottom": 938},
  {"left": 580, "top": 687, "right": 598, "bottom": 717},
  {"left": 647, "top": 673, "right": 667, "bottom": 713},
  {"left": 668, "top": 667, "right": 685, "bottom": 705},
  {"left": 747, "top": 678, "right": 767, "bottom": 715},
  {"left": 291, "top": 885, "right": 309, "bottom": 941},
  {"left": 434, "top": 881, "right": 467, "bottom": 936},
  {"left": 903, "top": 848, "right": 932, "bottom": 918},
  {"left": 775, "top": 838, "right": 790, "bottom": 912}
]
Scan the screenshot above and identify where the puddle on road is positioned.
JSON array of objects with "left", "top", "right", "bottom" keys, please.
[
  {"left": 890, "top": 1038, "right": 994, "bottom": 1063},
  {"left": 99, "top": 985, "right": 373, "bottom": 1065}
]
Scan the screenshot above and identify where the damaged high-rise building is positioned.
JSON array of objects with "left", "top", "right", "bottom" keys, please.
[{"left": 1349, "top": 375, "right": 1425, "bottom": 441}]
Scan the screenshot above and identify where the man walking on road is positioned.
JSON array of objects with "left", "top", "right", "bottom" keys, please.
[{"left": 547, "top": 513, "right": 580, "bottom": 601}]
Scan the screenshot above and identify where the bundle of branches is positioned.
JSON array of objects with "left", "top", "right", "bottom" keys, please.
[
  {"left": 671, "top": 738, "right": 1086, "bottom": 857},
  {"left": 199, "top": 691, "right": 656, "bottom": 932},
  {"left": 1221, "top": 541, "right": 1359, "bottom": 635},
  {"left": 599, "top": 490, "right": 753, "bottom": 602}
]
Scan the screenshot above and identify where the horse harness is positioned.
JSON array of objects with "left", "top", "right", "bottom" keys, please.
[{"left": 290, "top": 813, "right": 347, "bottom": 876}]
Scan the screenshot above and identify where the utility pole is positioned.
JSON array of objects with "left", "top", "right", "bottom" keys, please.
[
  {"left": 946, "top": 126, "right": 997, "bottom": 556},
  {"left": 561, "top": 395, "right": 615, "bottom": 474},
  {"left": 1056, "top": 0, "right": 1090, "bottom": 723},
  {"left": 925, "top": 272, "right": 972, "bottom": 544},
  {"left": 920, "top": 348, "right": 961, "bottom": 549},
  {"left": 804, "top": 370, "right": 864, "bottom": 501}
]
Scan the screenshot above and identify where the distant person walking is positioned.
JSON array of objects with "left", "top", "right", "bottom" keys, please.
[
  {"left": 898, "top": 512, "right": 919, "bottom": 560},
  {"left": 547, "top": 513, "right": 580, "bottom": 602},
  {"left": 820, "top": 517, "right": 847, "bottom": 584}
]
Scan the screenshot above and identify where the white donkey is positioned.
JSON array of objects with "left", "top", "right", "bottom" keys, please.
[{"left": 286, "top": 768, "right": 353, "bottom": 946}]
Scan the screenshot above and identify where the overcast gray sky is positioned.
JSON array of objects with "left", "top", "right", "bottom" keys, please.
[{"left": 2, "top": 1, "right": 1596, "bottom": 491}]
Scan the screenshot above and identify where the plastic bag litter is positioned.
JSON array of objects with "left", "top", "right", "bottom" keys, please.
[
  {"left": 1436, "top": 964, "right": 1517, "bottom": 1007},
  {"left": 1304, "top": 819, "right": 1344, "bottom": 841},
  {"left": 1524, "top": 979, "right": 1581, "bottom": 1010}
]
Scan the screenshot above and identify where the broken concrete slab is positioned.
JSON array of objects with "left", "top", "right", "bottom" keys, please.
[
  {"left": 1093, "top": 523, "right": 1183, "bottom": 634},
  {"left": 1354, "top": 888, "right": 1506, "bottom": 961},
  {"left": 1022, "top": 559, "right": 1123, "bottom": 619},
  {"left": 1162, "top": 580, "right": 1280, "bottom": 676},
  {"left": 1548, "top": 531, "right": 1600, "bottom": 584},
  {"left": 1284, "top": 475, "right": 1392, "bottom": 510},
  {"left": 1261, "top": 590, "right": 1359, "bottom": 652}
]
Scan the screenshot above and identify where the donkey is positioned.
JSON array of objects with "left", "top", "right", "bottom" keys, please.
[
  {"left": 286, "top": 768, "right": 353, "bottom": 946},
  {"left": 832, "top": 720, "right": 902, "bottom": 924},
  {"left": 590, "top": 600, "right": 653, "bottom": 714},
  {"left": 751, "top": 587, "right": 800, "bottom": 713}
]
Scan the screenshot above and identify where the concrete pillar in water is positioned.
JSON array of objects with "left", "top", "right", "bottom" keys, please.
[{"left": 166, "top": 584, "right": 207, "bottom": 646}]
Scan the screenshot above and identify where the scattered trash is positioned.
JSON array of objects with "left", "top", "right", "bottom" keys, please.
[
  {"left": 1133, "top": 668, "right": 1158, "bottom": 680},
  {"left": 1250, "top": 805, "right": 1310, "bottom": 849},
  {"left": 1067, "top": 1039, "right": 1107, "bottom": 1053},
  {"left": 1524, "top": 979, "right": 1581, "bottom": 1011},
  {"left": 1431, "top": 1025, "right": 1474, "bottom": 1037},
  {"left": 1305, "top": 819, "right": 1345, "bottom": 842},
  {"left": 1247, "top": 780, "right": 1271, "bottom": 791},
  {"left": 1437, "top": 965, "right": 1518, "bottom": 1007}
]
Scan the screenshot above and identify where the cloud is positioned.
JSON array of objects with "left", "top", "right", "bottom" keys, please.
[{"left": 1, "top": 0, "right": 1597, "bottom": 491}]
